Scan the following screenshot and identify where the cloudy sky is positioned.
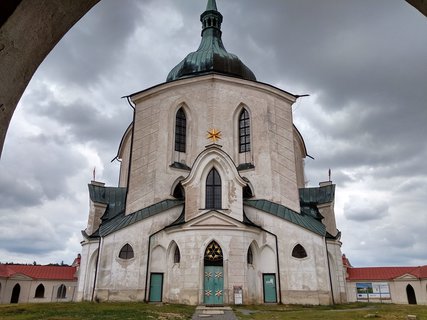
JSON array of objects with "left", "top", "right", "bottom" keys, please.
[{"left": 0, "top": 0, "right": 426, "bottom": 267}]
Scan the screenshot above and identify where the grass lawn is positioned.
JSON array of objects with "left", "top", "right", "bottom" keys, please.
[
  {"left": 0, "top": 302, "right": 195, "bottom": 320},
  {"left": 1, "top": 302, "right": 427, "bottom": 320},
  {"left": 233, "top": 303, "right": 427, "bottom": 319}
]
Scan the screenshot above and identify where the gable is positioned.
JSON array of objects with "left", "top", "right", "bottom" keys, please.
[
  {"left": 394, "top": 273, "right": 419, "bottom": 281},
  {"left": 187, "top": 212, "right": 241, "bottom": 228},
  {"left": 175, "top": 211, "right": 260, "bottom": 233},
  {"left": 9, "top": 273, "right": 33, "bottom": 281}
]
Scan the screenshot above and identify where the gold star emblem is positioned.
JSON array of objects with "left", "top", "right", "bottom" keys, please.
[{"left": 207, "top": 128, "right": 221, "bottom": 143}]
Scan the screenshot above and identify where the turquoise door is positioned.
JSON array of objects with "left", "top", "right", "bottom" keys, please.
[
  {"left": 149, "top": 273, "right": 163, "bottom": 302},
  {"left": 263, "top": 274, "right": 277, "bottom": 303},
  {"left": 204, "top": 266, "right": 224, "bottom": 305}
]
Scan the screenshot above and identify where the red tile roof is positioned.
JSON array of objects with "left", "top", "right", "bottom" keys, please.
[
  {"left": 0, "top": 264, "right": 77, "bottom": 281},
  {"left": 347, "top": 266, "right": 427, "bottom": 281}
]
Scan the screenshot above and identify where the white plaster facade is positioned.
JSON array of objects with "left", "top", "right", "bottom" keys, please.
[
  {"left": 346, "top": 267, "right": 427, "bottom": 305},
  {"left": 77, "top": 0, "right": 346, "bottom": 305},
  {"left": 0, "top": 265, "right": 77, "bottom": 304},
  {"left": 77, "top": 74, "right": 346, "bottom": 305}
]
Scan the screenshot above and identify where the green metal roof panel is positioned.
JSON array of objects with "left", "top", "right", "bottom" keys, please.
[
  {"left": 244, "top": 199, "right": 326, "bottom": 236},
  {"left": 88, "top": 184, "right": 127, "bottom": 220},
  {"left": 206, "top": 0, "right": 218, "bottom": 12},
  {"left": 99, "top": 199, "right": 184, "bottom": 237},
  {"left": 299, "top": 184, "right": 335, "bottom": 205}
]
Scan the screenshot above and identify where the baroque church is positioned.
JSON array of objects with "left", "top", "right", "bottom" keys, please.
[{"left": 77, "top": 0, "right": 347, "bottom": 305}]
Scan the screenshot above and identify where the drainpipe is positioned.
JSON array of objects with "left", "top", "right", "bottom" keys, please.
[
  {"left": 144, "top": 227, "right": 167, "bottom": 302},
  {"left": 266, "top": 229, "right": 282, "bottom": 304},
  {"left": 325, "top": 238, "right": 335, "bottom": 305},
  {"left": 91, "top": 237, "right": 102, "bottom": 302},
  {"left": 256, "top": 226, "right": 282, "bottom": 304}
]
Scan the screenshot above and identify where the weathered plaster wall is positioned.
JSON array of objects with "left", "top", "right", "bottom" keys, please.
[
  {"left": 346, "top": 279, "right": 427, "bottom": 305},
  {"left": 245, "top": 206, "right": 333, "bottom": 305},
  {"left": 126, "top": 75, "right": 300, "bottom": 215},
  {"left": 0, "top": 277, "right": 76, "bottom": 304}
]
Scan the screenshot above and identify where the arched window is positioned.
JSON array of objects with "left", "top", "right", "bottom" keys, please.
[
  {"left": 247, "top": 246, "right": 253, "bottom": 264},
  {"left": 119, "top": 243, "right": 134, "bottom": 259},
  {"left": 239, "top": 108, "right": 250, "bottom": 153},
  {"left": 57, "top": 284, "right": 66, "bottom": 299},
  {"left": 173, "top": 182, "right": 185, "bottom": 200},
  {"left": 407, "top": 284, "right": 417, "bottom": 304},
  {"left": 204, "top": 241, "right": 223, "bottom": 267},
  {"left": 175, "top": 108, "right": 186, "bottom": 152},
  {"left": 10, "top": 284, "right": 20, "bottom": 303},
  {"left": 292, "top": 244, "right": 307, "bottom": 259},
  {"left": 35, "top": 284, "right": 45, "bottom": 298},
  {"left": 243, "top": 185, "right": 254, "bottom": 199},
  {"left": 174, "top": 246, "right": 181, "bottom": 263},
  {"left": 206, "top": 168, "right": 221, "bottom": 209}
]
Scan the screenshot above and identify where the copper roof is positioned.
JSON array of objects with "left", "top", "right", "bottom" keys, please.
[{"left": 166, "top": 0, "right": 256, "bottom": 82}]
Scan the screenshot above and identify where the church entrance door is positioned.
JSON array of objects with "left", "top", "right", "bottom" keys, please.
[
  {"left": 149, "top": 273, "right": 163, "bottom": 302},
  {"left": 263, "top": 274, "right": 277, "bottom": 303},
  {"left": 203, "top": 241, "right": 224, "bottom": 305}
]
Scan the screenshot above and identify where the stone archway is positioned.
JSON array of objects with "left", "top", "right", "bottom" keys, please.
[
  {"left": 406, "top": 284, "right": 417, "bottom": 304},
  {"left": 10, "top": 283, "right": 20, "bottom": 303},
  {"left": 0, "top": 1, "right": 99, "bottom": 158}
]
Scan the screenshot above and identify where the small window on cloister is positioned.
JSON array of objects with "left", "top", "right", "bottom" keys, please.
[
  {"left": 292, "top": 244, "right": 307, "bottom": 259},
  {"left": 174, "top": 246, "right": 181, "bottom": 263},
  {"left": 119, "top": 243, "right": 134, "bottom": 259},
  {"left": 35, "top": 284, "right": 45, "bottom": 298},
  {"left": 57, "top": 284, "right": 66, "bottom": 299},
  {"left": 247, "top": 247, "right": 253, "bottom": 264}
]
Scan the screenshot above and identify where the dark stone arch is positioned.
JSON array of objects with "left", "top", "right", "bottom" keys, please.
[
  {"left": 406, "top": 284, "right": 417, "bottom": 304},
  {"left": 57, "top": 284, "right": 67, "bottom": 299},
  {"left": 10, "top": 283, "right": 20, "bottom": 303},
  {"left": 291, "top": 244, "right": 308, "bottom": 259},
  {"left": 35, "top": 284, "right": 45, "bottom": 298}
]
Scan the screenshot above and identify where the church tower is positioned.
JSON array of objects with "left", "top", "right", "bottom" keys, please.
[{"left": 77, "top": 0, "right": 347, "bottom": 305}]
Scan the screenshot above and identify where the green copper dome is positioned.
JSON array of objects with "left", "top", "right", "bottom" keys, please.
[{"left": 166, "top": 0, "right": 256, "bottom": 82}]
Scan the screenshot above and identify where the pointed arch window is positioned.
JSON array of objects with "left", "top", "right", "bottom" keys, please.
[
  {"left": 173, "top": 182, "right": 185, "bottom": 200},
  {"left": 175, "top": 108, "right": 186, "bottom": 152},
  {"left": 239, "top": 108, "right": 251, "bottom": 153},
  {"left": 247, "top": 246, "right": 253, "bottom": 265},
  {"left": 35, "top": 284, "right": 45, "bottom": 298},
  {"left": 292, "top": 244, "right": 307, "bottom": 259},
  {"left": 204, "top": 241, "right": 223, "bottom": 266},
  {"left": 206, "top": 168, "right": 222, "bottom": 209},
  {"left": 174, "top": 246, "right": 181, "bottom": 263},
  {"left": 10, "top": 284, "right": 20, "bottom": 303},
  {"left": 119, "top": 243, "right": 134, "bottom": 260},
  {"left": 57, "top": 284, "right": 67, "bottom": 299}
]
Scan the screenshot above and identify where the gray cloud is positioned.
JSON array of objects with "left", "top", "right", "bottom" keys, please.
[
  {"left": 1, "top": 0, "right": 426, "bottom": 268},
  {"left": 344, "top": 198, "right": 389, "bottom": 222}
]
